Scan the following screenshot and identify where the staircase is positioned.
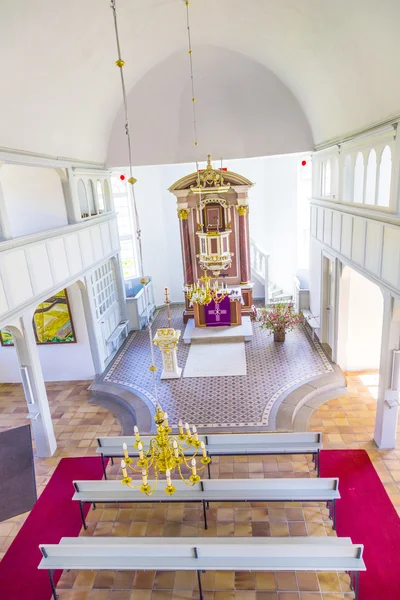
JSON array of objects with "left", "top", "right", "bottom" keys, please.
[{"left": 250, "top": 239, "right": 292, "bottom": 305}]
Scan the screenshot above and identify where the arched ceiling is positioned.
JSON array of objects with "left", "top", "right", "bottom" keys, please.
[{"left": 1, "top": 0, "right": 399, "bottom": 164}]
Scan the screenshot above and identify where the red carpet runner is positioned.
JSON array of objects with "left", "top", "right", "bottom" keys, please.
[
  {"left": 321, "top": 449, "right": 400, "bottom": 598},
  {"left": 0, "top": 457, "right": 106, "bottom": 600}
]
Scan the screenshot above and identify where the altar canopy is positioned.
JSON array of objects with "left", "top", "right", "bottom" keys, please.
[{"left": 169, "top": 156, "right": 254, "bottom": 327}]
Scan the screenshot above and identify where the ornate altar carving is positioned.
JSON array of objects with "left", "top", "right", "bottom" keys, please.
[{"left": 169, "top": 155, "right": 254, "bottom": 324}]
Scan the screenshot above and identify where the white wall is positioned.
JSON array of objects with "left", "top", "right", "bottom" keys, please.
[
  {"left": 108, "top": 46, "right": 313, "bottom": 167},
  {"left": 126, "top": 153, "right": 304, "bottom": 305},
  {"left": 337, "top": 267, "right": 383, "bottom": 372},
  {"left": 1, "top": 164, "right": 68, "bottom": 237},
  {"left": 0, "top": 282, "right": 95, "bottom": 382}
]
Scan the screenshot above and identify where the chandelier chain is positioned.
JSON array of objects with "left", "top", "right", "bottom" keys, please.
[
  {"left": 184, "top": 0, "right": 200, "bottom": 173},
  {"left": 110, "top": 0, "right": 158, "bottom": 403}
]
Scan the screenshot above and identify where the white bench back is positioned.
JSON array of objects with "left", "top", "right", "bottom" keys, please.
[
  {"left": 39, "top": 536, "right": 363, "bottom": 562},
  {"left": 73, "top": 477, "right": 338, "bottom": 494},
  {"left": 97, "top": 432, "right": 322, "bottom": 452}
]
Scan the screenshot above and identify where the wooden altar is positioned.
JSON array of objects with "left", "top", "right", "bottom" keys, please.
[
  {"left": 194, "top": 296, "right": 242, "bottom": 327},
  {"left": 169, "top": 156, "right": 254, "bottom": 325}
]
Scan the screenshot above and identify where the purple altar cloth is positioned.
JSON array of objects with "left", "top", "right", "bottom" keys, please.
[{"left": 205, "top": 295, "right": 231, "bottom": 327}]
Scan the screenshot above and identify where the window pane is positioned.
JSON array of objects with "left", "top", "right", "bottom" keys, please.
[
  {"left": 377, "top": 146, "right": 391, "bottom": 207},
  {"left": 353, "top": 153, "right": 364, "bottom": 204},
  {"left": 365, "top": 150, "right": 377, "bottom": 205}
]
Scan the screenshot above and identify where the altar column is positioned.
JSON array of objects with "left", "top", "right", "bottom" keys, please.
[
  {"left": 178, "top": 207, "right": 194, "bottom": 284},
  {"left": 236, "top": 204, "right": 251, "bottom": 284}
]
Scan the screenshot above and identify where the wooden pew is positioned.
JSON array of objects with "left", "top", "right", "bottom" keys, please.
[
  {"left": 96, "top": 432, "right": 323, "bottom": 478},
  {"left": 38, "top": 537, "right": 365, "bottom": 600},
  {"left": 73, "top": 476, "right": 340, "bottom": 530}
]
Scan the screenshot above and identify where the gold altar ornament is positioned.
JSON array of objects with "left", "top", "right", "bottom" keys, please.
[
  {"left": 236, "top": 205, "right": 249, "bottom": 216},
  {"left": 177, "top": 208, "right": 190, "bottom": 220},
  {"left": 120, "top": 406, "right": 210, "bottom": 496}
]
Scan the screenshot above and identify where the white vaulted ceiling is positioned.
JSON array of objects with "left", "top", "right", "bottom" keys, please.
[{"left": 1, "top": 0, "right": 400, "bottom": 164}]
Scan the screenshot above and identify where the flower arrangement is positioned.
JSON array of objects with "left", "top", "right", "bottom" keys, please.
[{"left": 258, "top": 302, "right": 302, "bottom": 342}]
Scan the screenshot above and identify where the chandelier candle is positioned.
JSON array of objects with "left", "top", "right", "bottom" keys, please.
[{"left": 120, "top": 406, "right": 210, "bottom": 495}]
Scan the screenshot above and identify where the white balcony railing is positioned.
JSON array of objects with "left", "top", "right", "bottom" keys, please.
[
  {"left": 0, "top": 213, "right": 120, "bottom": 328},
  {"left": 250, "top": 239, "right": 269, "bottom": 302}
]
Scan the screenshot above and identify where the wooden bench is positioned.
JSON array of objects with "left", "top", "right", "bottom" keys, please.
[
  {"left": 38, "top": 536, "right": 365, "bottom": 600},
  {"left": 97, "top": 432, "right": 323, "bottom": 478},
  {"left": 73, "top": 476, "right": 340, "bottom": 530},
  {"left": 302, "top": 309, "right": 320, "bottom": 341}
]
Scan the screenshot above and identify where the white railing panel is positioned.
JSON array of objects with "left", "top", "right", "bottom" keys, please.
[{"left": 0, "top": 214, "right": 120, "bottom": 327}]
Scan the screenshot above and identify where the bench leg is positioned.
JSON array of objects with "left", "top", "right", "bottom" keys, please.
[
  {"left": 111, "top": 457, "right": 114, "bottom": 466},
  {"left": 197, "top": 570, "right": 203, "bottom": 600},
  {"left": 353, "top": 571, "right": 360, "bottom": 600},
  {"left": 332, "top": 498, "right": 337, "bottom": 530},
  {"left": 79, "top": 501, "right": 87, "bottom": 530},
  {"left": 101, "top": 454, "right": 108, "bottom": 480},
  {"left": 202, "top": 500, "right": 208, "bottom": 530},
  {"left": 48, "top": 569, "right": 58, "bottom": 600},
  {"left": 92, "top": 502, "right": 97, "bottom": 510},
  {"left": 316, "top": 451, "right": 320, "bottom": 477},
  {"left": 207, "top": 460, "right": 211, "bottom": 480}
]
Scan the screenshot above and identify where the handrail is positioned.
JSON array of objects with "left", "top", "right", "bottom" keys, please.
[
  {"left": 250, "top": 239, "right": 269, "bottom": 302},
  {"left": 0, "top": 212, "right": 116, "bottom": 252}
]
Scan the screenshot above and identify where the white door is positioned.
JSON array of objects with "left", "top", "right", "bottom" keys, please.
[
  {"left": 326, "top": 259, "right": 335, "bottom": 350},
  {"left": 322, "top": 255, "right": 335, "bottom": 352}
]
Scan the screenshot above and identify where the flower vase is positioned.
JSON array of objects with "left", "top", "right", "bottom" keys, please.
[{"left": 273, "top": 329, "right": 286, "bottom": 343}]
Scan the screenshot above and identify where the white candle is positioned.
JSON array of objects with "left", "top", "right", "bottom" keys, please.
[
  {"left": 185, "top": 422, "right": 190, "bottom": 436},
  {"left": 178, "top": 419, "right": 184, "bottom": 436},
  {"left": 166, "top": 469, "right": 172, "bottom": 487},
  {"left": 141, "top": 468, "right": 148, "bottom": 486},
  {"left": 138, "top": 441, "right": 144, "bottom": 461},
  {"left": 122, "top": 442, "right": 129, "bottom": 460},
  {"left": 164, "top": 412, "right": 169, "bottom": 427},
  {"left": 134, "top": 425, "right": 140, "bottom": 442},
  {"left": 192, "top": 425, "right": 199, "bottom": 442},
  {"left": 121, "top": 459, "right": 128, "bottom": 479},
  {"left": 200, "top": 441, "right": 207, "bottom": 458},
  {"left": 173, "top": 439, "right": 179, "bottom": 458},
  {"left": 191, "top": 458, "right": 197, "bottom": 476}
]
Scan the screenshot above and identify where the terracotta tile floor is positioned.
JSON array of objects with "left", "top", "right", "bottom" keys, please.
[{"left": 0, "top": 371, "right": 399, "bottom": 599}]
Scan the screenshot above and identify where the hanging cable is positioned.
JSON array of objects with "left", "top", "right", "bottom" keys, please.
[
  {"left": 110, "top": 0, "right": 159, "bottom": 405},
  {"left": 183, "top": 0, "right": 201, "bottom": 176}
]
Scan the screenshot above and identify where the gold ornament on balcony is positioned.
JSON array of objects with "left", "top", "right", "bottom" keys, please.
[{"left": 120, "top": 406, "right": 211, "bottom": 496}]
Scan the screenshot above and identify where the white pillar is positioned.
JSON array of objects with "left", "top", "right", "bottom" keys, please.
[
  {"left": 374, "top": 293, "right": 400, "bottom": 448},
  {"left": 12, "top": 313, "right": 57, "bottom": 457}
]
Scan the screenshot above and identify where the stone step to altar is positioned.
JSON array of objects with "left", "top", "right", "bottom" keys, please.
[{"left": 183, "top": 316, "right": 253, "bottom": 344}]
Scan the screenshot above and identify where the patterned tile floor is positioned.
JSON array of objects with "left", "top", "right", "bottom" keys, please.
[
  {"left": 103, "top": 305, "right": 333, "bottom": 428},
  {"left": 0, "top": 372, "right": 399, "bottom": 599}
]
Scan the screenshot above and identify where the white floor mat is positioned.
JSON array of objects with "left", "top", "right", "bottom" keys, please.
[{"left": 183, "top": 341, "right": 246, "bottom": 378}]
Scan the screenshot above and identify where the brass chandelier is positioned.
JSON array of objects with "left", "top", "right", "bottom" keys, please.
[
  {"left": 110, "top": 0, "right": 214, "bottom": 495},
  {"left": 121, "top": 406, "right": 211, "bottom": 495},
  {"left": 185, "top": 274, "right": 230, "bottom": 306}
]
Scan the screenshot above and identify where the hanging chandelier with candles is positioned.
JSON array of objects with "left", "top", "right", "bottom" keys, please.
[
  {"left": 185, "top": 274, "right": 230, "bottom": 306},
  {"left": 109, "top": 0, "right": 214, "bottom": 495},
  {"left": 120, "top": 406, "right": 211, "bottom": 495}
]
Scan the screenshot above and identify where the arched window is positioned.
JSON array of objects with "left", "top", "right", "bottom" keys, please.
[
  {"left": 103, "top": 179, "right": 112, "bottom": 212},
  {"left": 365, "top": 149, "right": 377, "bottom": 205},
  {"left": 343, "top": 155, "right": 352, "bottom": 202},
  {"left": 377, "top": 145, "right": 392, "bottom": 207},
  {"left": 77, "top": 179, "right": 89, "bottom": 218},
  {"left": 87, "top": 179, "right": 97, "bottom": 215},
  {"left": 324, "top": 159, "right": 331, "bottom": 197},
  {"left": 353, "top": 152, "right": 364, "bottom": 204},
  {"left": 96, "top": 180, "right": 105, "bottom": 213}
]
